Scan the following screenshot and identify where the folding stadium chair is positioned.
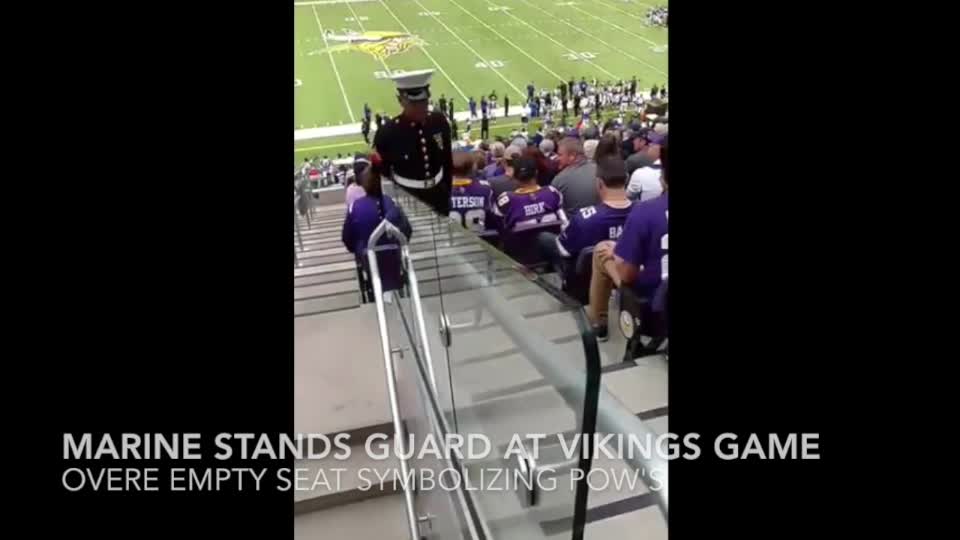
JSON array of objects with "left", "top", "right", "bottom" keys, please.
[
  {"left": 355, "top": 244, "right": 407, "bottom": 304},
  {"left": 618, "top": 278, "right": 668, "bottom": 362},
  {"left": 355, "top": 255, "right": 372, "bottom": 304}
]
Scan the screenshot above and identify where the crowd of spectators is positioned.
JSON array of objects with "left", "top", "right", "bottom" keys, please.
[
  {"left": 421, "top": 108, "right": 669, "bottom": 338},
  {"left": 320, "top": 80, "right": 668, "bottom": 339},
  {"left": 647, "top": 5, "right": 668, "bottom": 28}
]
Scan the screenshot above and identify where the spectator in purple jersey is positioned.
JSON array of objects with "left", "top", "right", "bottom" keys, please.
[
  {"left": 448, "top": 152, "right": 497, "bottom": 234},
  {"left": 587, "top": 142, "right": 669, "bottom": 340},
  {"left": 341, "top": 152, "right": 413, "bottom": 293},
  {"left": 536, "top": 155, "right": 632, "bottom": 278},
  {"left": 492, "top": 156, "right": 567, "bottom": 233}
]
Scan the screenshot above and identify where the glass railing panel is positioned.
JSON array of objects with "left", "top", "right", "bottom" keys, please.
[
  {"left": 387, "top": 299, "right": 480, "bottom": 540},
  {"left": 388, "top": 195, "right": 601, "bottom": 540},
  {"left": 382, "top": 184, "right": 668, "bottom": 538}
]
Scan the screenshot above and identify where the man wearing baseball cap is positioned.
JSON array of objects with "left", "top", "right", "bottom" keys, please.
[
  {"left": 373, "top": 69, "right": 453, "bottom": 214},
  {"left": 627, "top": 134, "right": 665, "bottom": 202},
  {"left": 625, "top": 128, "right": 655, "bottom": 176},
  {"left": 492, "top": 155, "right": 567, "bottom": 234}
]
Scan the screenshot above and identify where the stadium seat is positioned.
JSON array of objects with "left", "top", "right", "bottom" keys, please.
[
  {"left": 355, "top": 255, "right": 372, "bottom": 304},
  {"left": 618, "top": 278, "right": 668, "bottom": 362},
  {"left": 355, "top": 244, "right": 407, "bottom": 304},
  {"left": 502, "top": 221, "right": 562, "bottom": 268}
]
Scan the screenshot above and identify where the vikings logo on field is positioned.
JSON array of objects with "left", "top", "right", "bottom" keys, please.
[{"left": 320, "top": 30, "right": 423, "bottom": 61}]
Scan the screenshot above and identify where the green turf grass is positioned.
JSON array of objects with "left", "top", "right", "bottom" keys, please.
[{"left": 295, "top": 0, "right": 667, "bottom": 157}]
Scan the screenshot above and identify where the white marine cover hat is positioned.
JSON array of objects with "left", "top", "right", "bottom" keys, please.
[{"left": 388, "top": 69, "right": 434, "bottom": 101}]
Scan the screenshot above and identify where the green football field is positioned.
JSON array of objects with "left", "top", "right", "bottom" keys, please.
[{"left": 294, "top": 0, "right": 667, "bottom": 159}]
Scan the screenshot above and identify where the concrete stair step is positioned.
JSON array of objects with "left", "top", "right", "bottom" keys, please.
[
  {"left": 465, "top": 449, "right": 660, "bottom": 536},
  {"left": 294, "top": 280, "right": 359, "bottom": 301},
  {"left": 598, "top": 363, "right": 669, "bottom": 415},
  {"left": 293, "top": 245, "right": 487, "bottom": 279},
  {"left": 295, "top": 269, "right": 357, "bottom": 288},
  {"left": 294, "top": 494, "right": 410, "bottom": 540},
  {"left": 293, "top": 440, "right": 401, "bottom": 514},
  {"left": 295, "top": 294, "right": 360, "bottom": 317},
  {"left": 293, "top": 251, "right": 491, "bottom": 289},
  {"left": 295, "top": 305, "right": 394, "bottom": 435},
  {"left": 296, "top": 213, "right": 442, "bottom": 233}
]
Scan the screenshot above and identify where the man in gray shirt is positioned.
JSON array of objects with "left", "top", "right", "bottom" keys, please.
[{"left": 551, "top": 137, "right": 599, "bottom": 213}]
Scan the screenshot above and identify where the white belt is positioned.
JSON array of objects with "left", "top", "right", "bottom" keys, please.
[{"left": 393, "top": 168, "right": 443, "bottom": 189}]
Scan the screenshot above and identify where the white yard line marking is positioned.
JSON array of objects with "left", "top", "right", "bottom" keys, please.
[
  {"left": 345, "top": 1, "right": 390, "bottom": 75},
  {"left": 595, "top": 0, "right": 643, "bottom": 20},
  {"left": 376, "top": 0, "right": 469, "bottom": 102},
  {"left": 480, "top": 0, "right": 619, "bottom": 80},
  {"left": 444, "top": 0, "right": 564, "bottom": 84},
  {"left": 295, "top": 0, "right": 375, "bottom": 5},
  {"left": 515, "top": 0, "right": 667, "bottom": 77},
  {"left": 410, "top": 0, "right": 526, "bottom": 99},
  {"left": 566, "top": 2, "right": 660, "bottom": 47},
  {"left": 312, "top": 6, "right": 356, "bottom": 123}
]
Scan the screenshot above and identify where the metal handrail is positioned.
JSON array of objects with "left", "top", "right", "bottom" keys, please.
[
  {"left": 402, "top": 192, "right": 668, "bottom": 516},
  {"left": 365, "top": 219, "right": 420, "bottom": 540},
  {"left": 366, "top": 215, "right": 491, "bottom": 539},
  {"left": 392, "top": 301, "right": 492, "bottom": 540},
  {"left": 293, "top": 199, "right": 304, "bottom": 253},
  {"left": 367, "top": 220, "right": 438, "bottom": 394}
]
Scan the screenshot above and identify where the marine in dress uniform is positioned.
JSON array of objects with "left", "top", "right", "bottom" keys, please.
[{"left": 373, "top": 69, "right": 454, "bottom": 215}]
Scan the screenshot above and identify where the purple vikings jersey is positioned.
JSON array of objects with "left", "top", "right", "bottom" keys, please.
[
  {"left": 556, "top": 202, "right": 634, "bottom": 259},
  {"left": 614, "top": 193, "right": 668, "bottom": 298},
  {"left": 449, "top": 178, "right": 496, "bottom": 233},
  {"left": 493, "top": 185, "right": 567, "bottom": 231},
  {"left": 341, "top": 195, "right": 412, "bottom": 292}
]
